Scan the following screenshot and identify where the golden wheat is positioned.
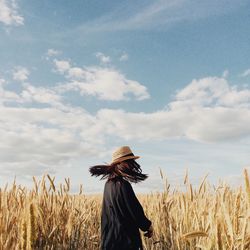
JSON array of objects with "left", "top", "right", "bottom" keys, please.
[{"left": 0, "top": 169, "right": 249, "bottom": 249}]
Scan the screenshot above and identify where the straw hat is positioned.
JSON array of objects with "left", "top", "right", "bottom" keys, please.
[{"left": 110, "top": 146, "right": 140, "bottom": 165}]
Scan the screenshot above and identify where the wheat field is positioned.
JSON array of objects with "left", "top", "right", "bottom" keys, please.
[{"left": 0, "top": 169, "right": 249, "bottom": 250}]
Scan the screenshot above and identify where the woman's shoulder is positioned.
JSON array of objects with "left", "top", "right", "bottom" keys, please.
[{"left": 106, "top": 177, "right": 130, "bottom": 187}]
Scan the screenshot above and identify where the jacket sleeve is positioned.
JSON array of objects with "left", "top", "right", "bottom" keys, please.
[{"left": 120, "top": 181, "right": 152, "bottom": 232}]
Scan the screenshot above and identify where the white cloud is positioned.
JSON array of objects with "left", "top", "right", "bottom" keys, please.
[
  {"left": 95, "top": 52, "right": 111, "bottom": 64},
  {"left": 222, "top": 69, "right": 229, "bottom": 78},
  {"left": 0, "top": 160, "right": 57, "bottom": 177},
  {"left": 119, "top": 53, "right": 129, "bottom": 62},
  {"left": 20, "top": 83, "right": 64, "bottom": 108},
  {"left": 1, "top": 71, "right": 250, "bottom": 181},
  {"left": 51, "top": 68, "right": 250, "bottom": 142},
  {"left": 0, "top": 0, "right": 24, "bottom": 26},
  {"left": 54, "top": 59, "right": 71, "bottom": 73},
  {"left": 44, "top": 49, "right": 62, "bottom": 60},
  {"left": 73, "top": 0, "right": 245, "bottom": 33},
  {"left": 97, "top": 108, "right": 187, "bottom": 140},
  {"left": 171, "top": 77, "right": 250, "bottom": 109},
  {"left": 0, "top": 78, "right": 5, "bottom": 85},
  {"left": 0, "top": 105, "right": 102, "bottom": 177},
  {"left": 1, "top": 77, "right": 67, "bottom": 108},
  {"left": 241, "top": 68, "right": 250, "bottom": 77},
  {"left": 53, "top": 59, "right": 150, "bottom": 101},
  {"left": 96, "top": 76, "right": 250, "bottom": 143},
  {"left": 0, "top": 77, "right": 21, "bottom": 105},
  {"left": 13, "top": 66, "right": 29, "bottom": 82},
  {"left": 67, "top": 67, "right": 86, "bottom": 79},
  {"left": 0, "top": 74, "right": 108, "bottom": 178},
  {"left": 47, "top": 49, "right": 61, "bottom": 57}
]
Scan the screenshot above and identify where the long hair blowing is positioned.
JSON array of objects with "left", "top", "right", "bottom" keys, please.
[{"left": 89, "top": 159, "right": 148, "bottom": 183}]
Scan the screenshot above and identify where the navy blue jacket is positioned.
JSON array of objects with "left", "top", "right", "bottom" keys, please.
[{"left": 100, "top": 176, "right": 151, "bottom": 250}]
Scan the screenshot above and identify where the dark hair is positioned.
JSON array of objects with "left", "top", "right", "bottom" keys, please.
[{"left": 89, "top": 159, "right": 148, "bottom": 183}]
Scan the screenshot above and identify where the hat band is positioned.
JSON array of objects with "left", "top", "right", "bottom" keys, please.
[{"left": 114, "top": 152, "right": 134, "bottom": 161}]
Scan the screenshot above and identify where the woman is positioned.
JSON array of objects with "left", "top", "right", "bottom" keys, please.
[{"left": 89, "top": 146, "right": 153, "bottom": 250}]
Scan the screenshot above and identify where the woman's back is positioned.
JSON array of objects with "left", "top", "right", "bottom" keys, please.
[{"left": 100, "top": 177, "right": 151, "bottom": 250}]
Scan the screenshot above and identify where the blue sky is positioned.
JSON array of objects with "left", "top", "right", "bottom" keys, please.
[{"left": 0, "top": 0, "right": 250, "bottom": 193}]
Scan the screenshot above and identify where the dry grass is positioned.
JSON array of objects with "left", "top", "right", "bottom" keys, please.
[{"left": 0, "top": 170, "right": 250, "bottom": 249}]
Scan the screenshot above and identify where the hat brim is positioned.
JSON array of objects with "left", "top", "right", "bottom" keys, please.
[{"left": 110, "top": 155, "right": 140, "bottom": 165}]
